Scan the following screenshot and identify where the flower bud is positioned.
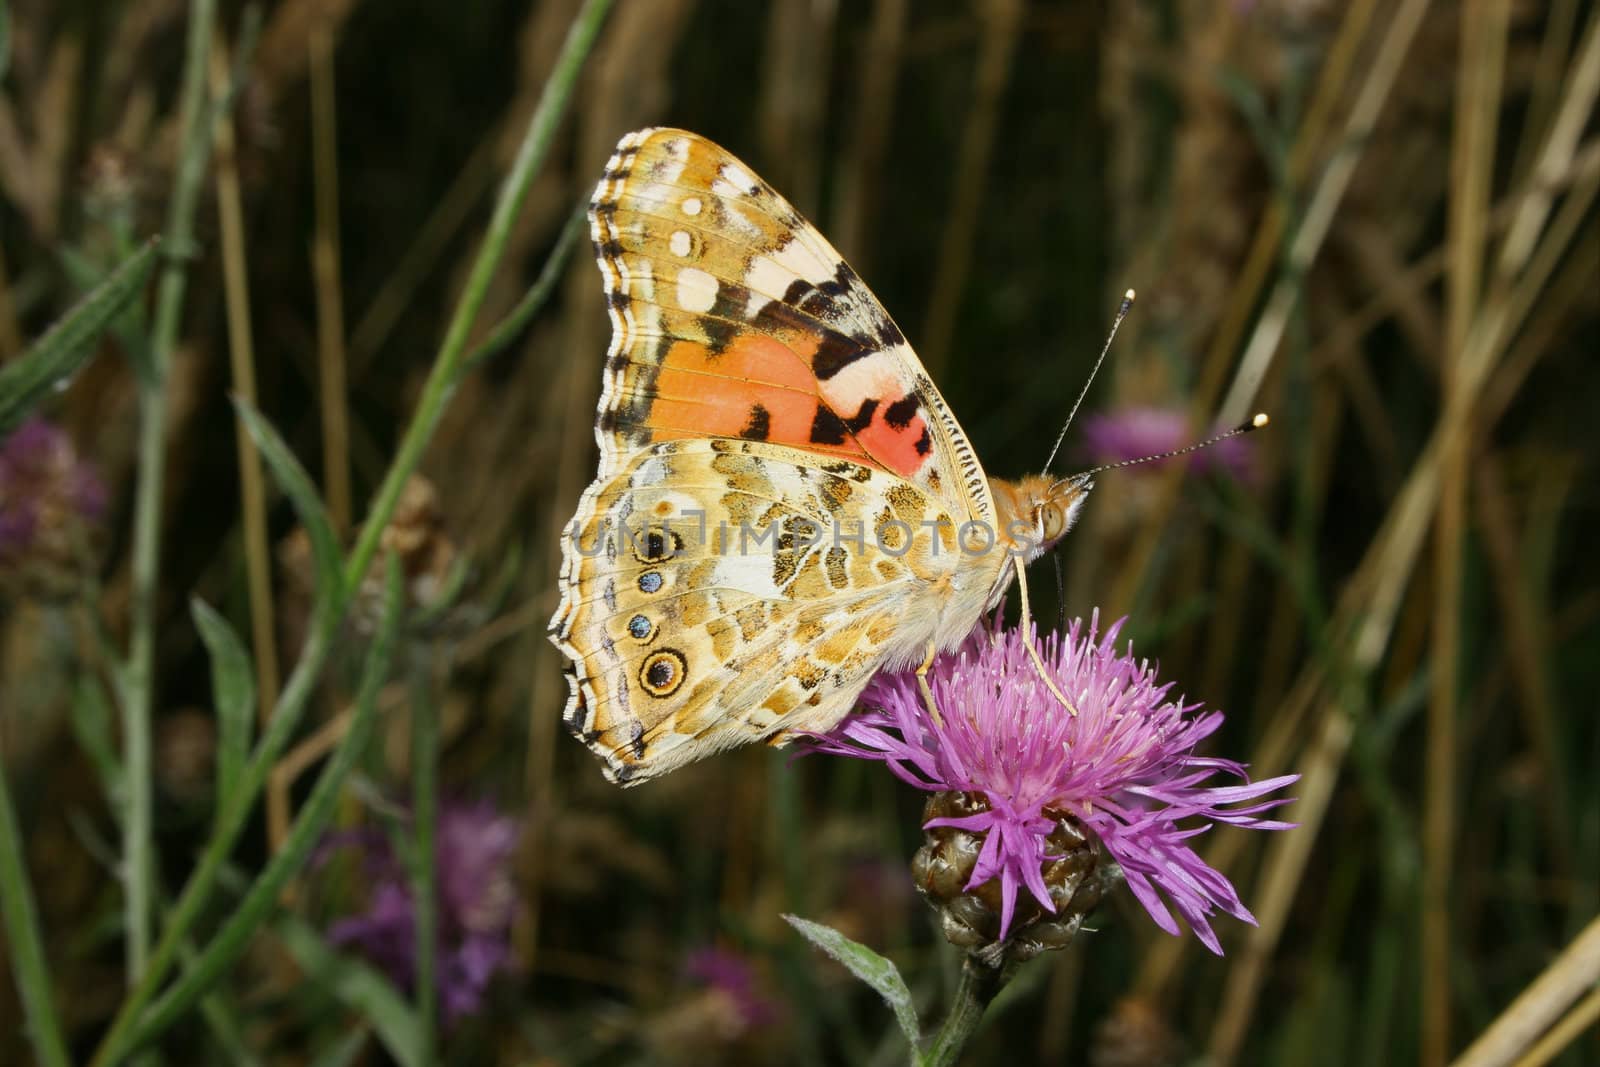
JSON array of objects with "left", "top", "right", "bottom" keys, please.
[
  {"left": 0, "top": 418, "right": 107, "bottom": 599},
  {"left": 912, "top": 791, "right": 1116, "bottom": 963}
]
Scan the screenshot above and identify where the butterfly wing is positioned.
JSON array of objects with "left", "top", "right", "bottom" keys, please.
[
  {"left": 552, "top": 128, "right": 1003, "bottom": 784},
  {"left": 551, "top": 438, "right": 964, "bottom": 784},
  {"left": 588, "top": 127, "right": 994, "bottom": 523}
]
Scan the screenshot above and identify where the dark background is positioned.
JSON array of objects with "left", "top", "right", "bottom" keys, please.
[{"left": 1, "top": 1, "right": 1596, "bottom": 1063}]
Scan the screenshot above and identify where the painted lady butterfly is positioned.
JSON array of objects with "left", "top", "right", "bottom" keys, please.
[{"left": 550, "top": 128, "right": 1093, "bottom": 785}]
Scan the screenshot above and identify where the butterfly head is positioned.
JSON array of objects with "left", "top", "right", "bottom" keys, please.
[{"left": 991, "top": 472, "right": 1093, "bottom": 565}]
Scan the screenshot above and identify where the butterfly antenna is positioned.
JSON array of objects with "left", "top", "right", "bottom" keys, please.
[
  {"left": 1043, "top": 289, "right": 1136, "bottom": 473},
  {"left": 1074, "top": 413, "right": 1270, "bottom": 479}
]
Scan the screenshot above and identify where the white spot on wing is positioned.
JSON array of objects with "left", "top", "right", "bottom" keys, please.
[
  {"left": 769, "top": 237, "right": 839, "bottom": 287},
  {"left": 676, "top": 267, "right": 718, "bottom": 313},
  {"left": 681, "top": 197, "right": 702, "bottom": 216},
  {"left": 669, "top": 230, "right": 692, "bottom": 258},
  {"left": 740, "top": 238, "right": 845, "bottom": 312},
  {"left": 710, "top": 555, "right": 786, "bottom": 600},
  {"left": 743, "top": 255, "right": 797, "bottom": 302},
  {"left": 743, "top": 286, "right": 771, "bottom": 317},
  {"left": 633, "top": 456, "right": 672, "bottom": 487},
  {"left": 721, "top": 163, "right": 756, "bottom": 192},
  {"left": 818, "top": 344, "right": 916, "bottom": 415}
]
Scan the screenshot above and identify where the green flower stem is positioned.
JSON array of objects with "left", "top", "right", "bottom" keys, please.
[
  {"left": 922, "top": 958, "right": 1011, "bottom": 1067},
  {"left": 411, "top": 647, "right": 440, "bottom": 1062},
  {"left": 342, "top": 0, "right": 614, "bottom": 593},
  {"left": 87, "top": 2, "right": 612, "bottom": 1060},
  {"left": 122, "top": 0, "right": 217, "bottom": 985},
  {"left": 0, "top": 745, "right": 72, "bottom": 1067}
]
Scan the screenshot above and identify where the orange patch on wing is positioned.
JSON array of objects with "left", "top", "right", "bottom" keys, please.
[
  {"left": 855, "top": 405, "right": 931, "bottom": 481},
  {"left": 635, "top": 326, "right": 938, "bottom": 486},
  {"left": 642, "top": 335, "right": 893, "bottom": 468}
]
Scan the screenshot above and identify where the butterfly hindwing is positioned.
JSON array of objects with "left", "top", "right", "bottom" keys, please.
[{"left": 550, "top": 438, "right": 963, "bottom": 783}]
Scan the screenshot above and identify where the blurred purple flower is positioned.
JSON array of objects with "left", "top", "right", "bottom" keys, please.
[
  {"left": 684, "top": 947, "right": 783, "bottom": 1030},
  {"left": 0, "top": 416, "right": 107, "bottom": 560},
  {"left": 323, "top": 799, "right": 519, "bottom": 1023},
  {"left": 809, "top": 616, "right": 1297, "bottom": 953},
  {"left": 1080, "top": 405, "right": 1256, "bottom": 482}
]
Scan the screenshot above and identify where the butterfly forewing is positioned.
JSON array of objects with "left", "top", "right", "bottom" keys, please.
[{"left": 590, "top": 127, "right": 992, "bottom": 520}]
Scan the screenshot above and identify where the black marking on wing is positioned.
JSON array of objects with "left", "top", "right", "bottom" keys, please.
[
  {"left": 740, "top": 403, "right": 772, "bottom": 441},
  {"left": 884, "top": 396, "right": 919, "bottom": 429},
  {"left": 808, "top": 406, "right": 848, "bottom": 445}
]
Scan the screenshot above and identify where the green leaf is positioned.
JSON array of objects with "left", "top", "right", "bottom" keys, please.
[
  {"left": 58, "top": 247, "right": 101, "bottom": 294},
  {"left": 784, "top": 914, "right": 922, "bottom": 1054},
  {"left": 59, "top": 246, "right": 153, "bottom": 372},
  {"left": 190, "top": 599, "right": 256, "bottom": 816},
  {"left": 69, "top": 678, "right": 125, "bottom": 814},
  {"left": 276, "top": 915, "right": 420, "bottom": 1067},
  {"left": 232, "top": 398, "right": 344, "bottom": 601},
  {"left": 0, "top": 237, "right": 159, "bottom": 435}
]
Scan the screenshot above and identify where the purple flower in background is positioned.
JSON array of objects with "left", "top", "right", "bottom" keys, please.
[
  {"left": 0, "top": 416, "right": 107, "bottom": 564},
  {"left": 1080, "top": 404, "right": 1257, "bottom": 482},
  {"left": 684, "top": 947, "right": 783, "bottom": 1030},
  {"left": 810, "top": 616, "right": 1297, "bottom": 953},
  {"left": 324, "top": 799, "right": 519, "bottom": 1022}
]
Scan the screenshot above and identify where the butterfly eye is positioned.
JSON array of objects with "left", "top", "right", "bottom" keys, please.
[{"left": 1039, "top": 503, "right": 1065, "bottom": 543}]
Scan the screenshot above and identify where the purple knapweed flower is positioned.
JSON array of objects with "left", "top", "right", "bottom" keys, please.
[
  {"left": 809, "top": 615, "right": 1297, "bottom": 953},
  {"left": 323, "top": 799, "right": 520, "bottom": 1022},
  {"left": 1080, "top": 404, "right": 1257, "bottom": 482},
  {"left": 0, "top": 416, "right": 107, "bottom": 567}
]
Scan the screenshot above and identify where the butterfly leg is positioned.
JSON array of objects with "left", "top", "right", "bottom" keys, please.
[
  {"left": 915, "top": 642, "right": 946, "bottom": 727},
  {"left": 1014, "top": 560, "right": 1079, "bottom": 716}
]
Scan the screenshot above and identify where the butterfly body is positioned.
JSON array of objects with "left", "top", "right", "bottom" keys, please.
[{"left": 550, "top": 128, "right": 1091, "bottom": 785}]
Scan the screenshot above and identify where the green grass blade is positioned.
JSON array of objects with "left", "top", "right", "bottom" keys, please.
[
  {"left": 233, "top": 399, "right": 344, "bottom": 601},
  {"left": 0, "top": 237, "right": 159, "bottom": 436},
  {"left": 276, "top": 916, "right": 421, "bottom": 1067},
  {"left": 0, "top": 745, "right": 72, "bottom": 1067},
  {"left": 458, "top": 198, "right": 587, "bottom": 376},
  {"left": 123, "top": 558, "right": 406, "bottom": 1054},
  {"left": 190, "top": 598, "right": 257, "bottom": 817},
  {"left": 307, "top": 1029, "right": 370, "bottom": 1067},
  {"left": 341, "top": 0, "right": 615, "bottom": 590}
]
